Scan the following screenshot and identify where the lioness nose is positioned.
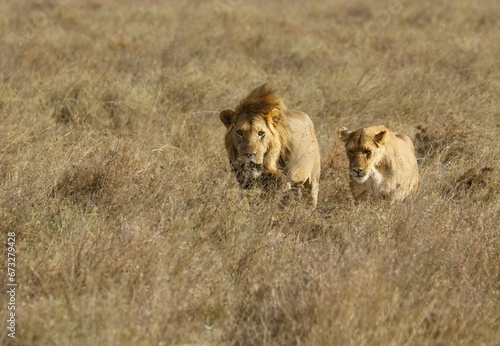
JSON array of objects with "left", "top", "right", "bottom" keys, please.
[
  {"left": 244, "top": 152, "right": 256, "bottom": 159},
  {"left": 353, "top": 168, "right": 363, "bottom": 175}
]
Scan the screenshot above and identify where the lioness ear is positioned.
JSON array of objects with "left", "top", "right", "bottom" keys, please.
[
  {"left": 220, "top": 109, "right": 237, "bottom": 128},
  {"left": 266, "top": 108, "right": 281, "bottom": 126},
  {"left": 338, "top": 127, "right": 350, "bottom": 142},
  {"left": 374, "top": 130, "right": 388, "bottom": 146}
]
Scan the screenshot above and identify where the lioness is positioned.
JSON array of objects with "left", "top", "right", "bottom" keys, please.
[
  {"left": 338, "top": 125, "right": 418, "bottom": 201},
  {"left": 220, "top": 83, "right": 321, "bottom": 207}
]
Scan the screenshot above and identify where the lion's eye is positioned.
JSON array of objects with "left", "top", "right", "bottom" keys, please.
[
  {"left": 365, "top": 150, "right": 372, "bottom": 156},
  {"left": 347, "top": 150, "right": 353, "bottom": 156},
  {"left": 258, "top": 131, "right": 265, "bottom": 137},
  {"left": 236, "top": 130, "right": 243, "bottom": 137}
]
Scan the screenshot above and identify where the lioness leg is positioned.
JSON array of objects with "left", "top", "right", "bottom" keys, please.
[{"left": 311, "top": 182, "right": 319, "bottom": 209}]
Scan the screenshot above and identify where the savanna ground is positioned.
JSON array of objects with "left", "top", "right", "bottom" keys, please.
[{"left": 1, "top": 0, "right": 499, "bottom": 345}]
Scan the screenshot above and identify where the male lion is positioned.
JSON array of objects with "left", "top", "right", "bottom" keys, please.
[
  {"left": 338, "top": 125, "right": 419, "bottom": 201},
  {"left": 220, "top": 83, "right": 321, "bottom": 208}
]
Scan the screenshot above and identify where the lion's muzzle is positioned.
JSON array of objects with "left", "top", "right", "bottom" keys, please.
[
  {"left": 234, "top": 153, "right": 264, "bottom": 180},
  {"left": 247, "top": 161, "right": 262, "bottom": 172},
  {"left": 353, "top": 168, "right": 363, "bottom": 176},
  {"left": 240, "top": 152, "right": 263, "bottom": 172},
  {"left": 351, "top": 167, "right": 369, "bottom": 183}
]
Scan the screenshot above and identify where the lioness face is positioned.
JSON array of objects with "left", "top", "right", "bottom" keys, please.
[
  {"left": 345, "top": 142, "right": 381, "bottom": 183},
  {"left": 221, "top": 110, "right": 278, "bottom": 180},
  {"left": 339, "top": 127, "right": 387, "bottom": 184}
]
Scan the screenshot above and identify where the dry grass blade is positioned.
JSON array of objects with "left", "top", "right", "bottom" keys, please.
[{"left": 0, "top": 0, "right": 499, "bottom": 345}]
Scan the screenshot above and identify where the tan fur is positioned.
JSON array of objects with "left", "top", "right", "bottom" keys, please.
[
  {"left": 338, "top": 125, "right": 419, "bottom": 201},
  {"left": 220, "top": 84, "right": 321, "bottom": 207}
]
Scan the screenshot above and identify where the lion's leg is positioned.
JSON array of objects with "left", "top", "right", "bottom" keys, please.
[{"left": 310, "top": 182, "right": 319, "bottom": 209}]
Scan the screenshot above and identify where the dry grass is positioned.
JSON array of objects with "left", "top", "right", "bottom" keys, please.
[{"left": 1, "top": 0, "right": 499, "bottom": 345}]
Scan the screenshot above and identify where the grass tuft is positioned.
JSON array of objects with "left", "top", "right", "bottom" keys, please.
[{"left": 1, "top": 0, "right": 499, "bottom": 345}]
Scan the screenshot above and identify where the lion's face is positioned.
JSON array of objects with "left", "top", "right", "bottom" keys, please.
[
  {"left": 221, "top": 109, "right": 280, "bottom": 180},
  {"left": 339, "top": 127, "right": 387, "bottom": 183}
]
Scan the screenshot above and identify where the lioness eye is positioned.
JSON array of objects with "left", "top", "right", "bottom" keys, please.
[
  {"left": 365, "top": 150, "right": 372, "bottom": 156},
  {"left": 347, "top": 150, "right": 353, "bottom": 155},
  {"left": 236, "top": 130, "right": 243, "bottom": 137},
  {"left": 258, "top": 131, "right": 265, "bottom": 137}
]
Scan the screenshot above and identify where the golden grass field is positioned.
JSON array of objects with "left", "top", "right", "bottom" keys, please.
[{"left": 1, "top": 0, "right": 499, "bottom": 345}]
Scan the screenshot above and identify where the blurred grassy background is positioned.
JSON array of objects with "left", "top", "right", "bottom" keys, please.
[{"left": 1, "top": 0, "right": 499, "bottom": 345}]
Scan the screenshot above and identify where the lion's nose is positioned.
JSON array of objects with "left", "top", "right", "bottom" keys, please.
[
  {"left": 244, "top": 152, "right": 257, "bottom": 160},
  {"left": 353, "top": 168, "right": 363, "bottom": 175}
]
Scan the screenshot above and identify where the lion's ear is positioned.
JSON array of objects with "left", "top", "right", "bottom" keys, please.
[
  {"left": 374, "top": 129, "right": 388, "bottom": 146},
  {"left": 266, "top": 108, "right": 281, "bottom": 126},
  {"left": 220, "top": 109, "right": 236, "bottom": 128},
  {"left": 338, "top": 127, "right": 350, "bottom": 142}
]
